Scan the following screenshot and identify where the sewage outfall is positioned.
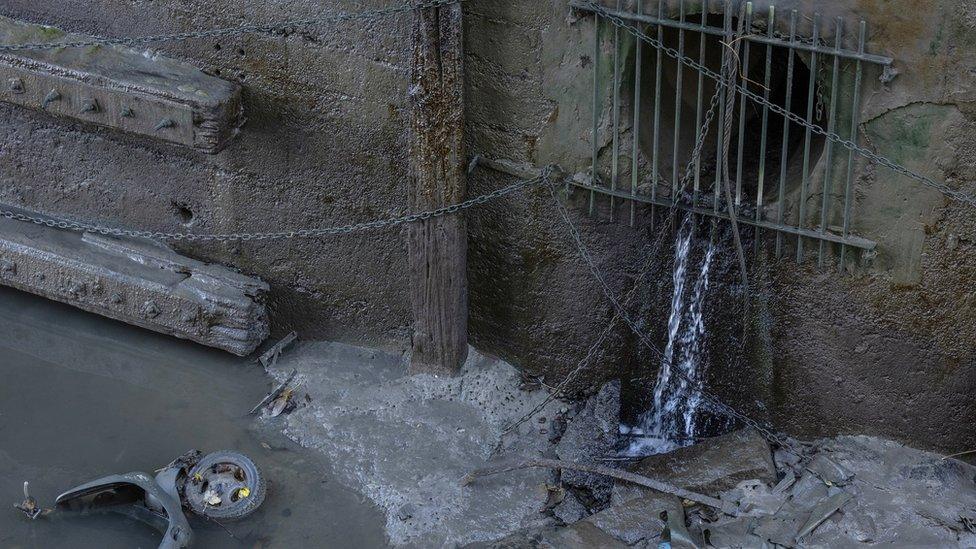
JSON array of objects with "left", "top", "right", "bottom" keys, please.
[{"left": 625, "top": 216, "right": 716, "bottom": 456}]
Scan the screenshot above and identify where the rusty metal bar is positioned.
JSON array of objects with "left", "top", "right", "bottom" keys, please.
[
  {"left": 651, "top": 0, "right": 664, "bottom": 217},
  {"left": 610, "top": 0, "right": 623, "bottom": 221},
  {"left": 569, "top": 1, "right": 894, "bottom": 66},
  {"left": 775, "top": 10, "right": 797, "bottom": 258},
  {"left": 671, "top": 0, "right": 686, "bottom": 206},
  {"left": 818, "top": 17, "right": 844, "bottom": 267},
  {"left": 840, "top": 21, "right": 866, "bottom": 271},
  {"left": 693, "top": 0, "right": 708, "bottom": 208},
  {"left": 590, "top": 13, "right": 601, "bottom": 216},
  {"left": 796, "top": 14, "right": 820, "bottom": 263},
  {"left": 566, "top": 180, "right": 876, "bottom": 250},
  {"left": 734, "top": 2, "right": 753, "bottom": 206},
  {"left": 630, "top": 0, "right": 644, "bottom": 227},
  {"left": 754, "top": 5, "right": 774, "bottom": 255}
]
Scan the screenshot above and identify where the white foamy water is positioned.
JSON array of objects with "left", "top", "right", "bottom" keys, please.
[{"left": 624, "top": 217, "right": 716, "bottom": 456}]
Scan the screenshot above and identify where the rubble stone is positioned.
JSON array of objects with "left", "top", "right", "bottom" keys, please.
[
  {"left": 555, "top": 380, "right": 621, "bottom": 506},
  {"left": 614, "top": 428, "right": 777, "bottom": 504}
]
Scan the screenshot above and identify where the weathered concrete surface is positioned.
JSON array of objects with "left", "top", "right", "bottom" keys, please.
[
  {"left": 0, "top": 0, "right": 972, "bottom": 452},
  {"left": 267, "top": 342, "right": 561, "bottom": 547},
  {"left": 0, "top": 210, "right": 269, "bottom": 354},
  {"left": 0, "top": 16, "right": 243, "bottom": 153}
]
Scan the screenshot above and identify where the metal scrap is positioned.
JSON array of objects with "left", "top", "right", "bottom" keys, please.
[{"left": 13, "top": 481, "right": 48, "bottom": 520}]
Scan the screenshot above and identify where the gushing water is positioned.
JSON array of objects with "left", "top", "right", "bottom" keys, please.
[{"left": 624, "top": 217, "right": 716, "bottom": 456}]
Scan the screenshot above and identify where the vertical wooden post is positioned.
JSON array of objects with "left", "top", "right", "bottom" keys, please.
[{"left": 408, "top": 2, "right": 467, "bottom": 375}]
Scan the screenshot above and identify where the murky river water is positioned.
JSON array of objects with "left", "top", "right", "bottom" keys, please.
[{"left": 0, "top": 287, "right": 388, "bottom": 548}]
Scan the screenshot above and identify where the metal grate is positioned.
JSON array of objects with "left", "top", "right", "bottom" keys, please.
[{"left": 571, "top": 0, "right": 892, "bottom": 268}]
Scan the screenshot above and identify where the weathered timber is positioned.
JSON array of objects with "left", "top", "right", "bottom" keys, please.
[
  {"left": 407, "top": 3, "right": 467, "bottom": 375},
  {"left": 0, "top": 16, "right": 243, "bottom": 153},
  {"left": 0, "top": 207, "right": 269, "bottom": 355}
]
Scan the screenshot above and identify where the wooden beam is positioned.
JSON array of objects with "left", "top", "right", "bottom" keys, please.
[{"left": 407, "top": 2, "right": 467, "bottom": 375}]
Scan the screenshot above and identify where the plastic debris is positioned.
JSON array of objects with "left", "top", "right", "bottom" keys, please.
[{"left": 13, "top": 481, "right": 48, "bottom": 520}]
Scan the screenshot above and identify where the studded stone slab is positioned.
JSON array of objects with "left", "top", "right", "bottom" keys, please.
[
  {"left": 0, "top": 16, "right": 243, "bottom": 153},
  {"left": 0, "top": 207, "right": 269, "bottom": 355}
]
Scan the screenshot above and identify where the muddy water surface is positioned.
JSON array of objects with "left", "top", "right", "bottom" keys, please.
[{"left": 0, "top": 287, "right": 388, "bottom": 548}]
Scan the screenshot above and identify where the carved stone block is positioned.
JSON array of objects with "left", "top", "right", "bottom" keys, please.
[
  {"left": 0, "top": 16, "right": 243, "bottom": 153},
  {"left": 0, "top": 208, "right": 269, "bottom": 355}
]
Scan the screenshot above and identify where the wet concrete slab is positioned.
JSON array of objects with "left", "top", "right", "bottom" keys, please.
[{"left": 0, "top": 209, "right": 269, "bottom": 355}]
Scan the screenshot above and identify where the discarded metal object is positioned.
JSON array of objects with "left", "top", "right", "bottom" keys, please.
[
  {"left": 0, "top": 211, "right": 270, "bottom": 355},
  {"left": 13, "top": 481, "right": 49, "bottom": 520},
  {"left": 462, "top": 457, "right": 738, "bottom": 516},
  {"left": 249, "top": 369, "right": 298, "bottom": 415},
  {"left": 53, "top": 449, "right": 264, "bottom": 548},
  {"left": 0, "top": 16, "right": 243, "bottom": 153},
  {"left": 257, "top": 331, "right": 298, "bottom": 368},
  {"left": 184, "top": 451, "right": 266, "bottom": 521},
  {"left": 56, "top": 470, "right": 195, "bottom": 548}
]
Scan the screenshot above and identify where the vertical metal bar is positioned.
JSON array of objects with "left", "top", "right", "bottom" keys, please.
[
  {"left": 714, "top": 0, "right": 730, "bottom": 216},
  {"left": 754, "top": 5, "right": 774, "bottom": 256},
  {"left": 610, "top": 0, "right": 623, "bottom": 222},
  {"left": 671, "top": 0, "right": 686, "bottom": 205},
  {"left": 630, "top": 0, "right": 644, "bottom": 227},
  {"left": 651, "top": 0, "right": 664, "bottom": 219},
  {"left": 796, "top": 14, "right": 820, "bottom": 263},
  {"left": 693, "top": 0, "right": 708, "bottom": 208},
  {"left": 734, "top": 2, "right": 753, "bottom": 207},
  {"left": 840, "top": 21, "right": 865, "bottom": 271},
  {"left": 775, "top": 10, "right": 797, "bottom": 258},
  {"left": 590, "top": 13, "right": 601, "bottom": 216},
  {"left": 817, "top": 17, "right": 843, "bottom": 267}
]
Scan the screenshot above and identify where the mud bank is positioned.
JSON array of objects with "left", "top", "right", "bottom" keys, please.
[{"left": 266, "top": 342, "right": 561, "bottom": 546}]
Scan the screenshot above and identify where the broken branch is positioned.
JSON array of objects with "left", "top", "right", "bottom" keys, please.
[{"left": 461, "top": 457, "right": 738, "bottom": 516}]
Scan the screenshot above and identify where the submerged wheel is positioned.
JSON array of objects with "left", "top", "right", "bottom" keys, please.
[{"left": 184, "top": 451, "right": 266, "bottom": 520}]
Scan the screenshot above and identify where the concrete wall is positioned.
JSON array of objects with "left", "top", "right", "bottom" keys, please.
[{"left": 1, "top": 0, "right": 973, "bottom": 452}]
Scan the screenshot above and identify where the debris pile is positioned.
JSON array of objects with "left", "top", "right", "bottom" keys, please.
[{"left": 467, "top": 430, "right": 976, "bottom": 548}]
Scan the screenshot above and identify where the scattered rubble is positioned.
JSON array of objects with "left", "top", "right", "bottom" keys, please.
[
  {"left": 477, "top": 431, "right": 976, "bottom": 548},
  {"left": 555, "top": 380, "right": 621, "bottom": 509}
]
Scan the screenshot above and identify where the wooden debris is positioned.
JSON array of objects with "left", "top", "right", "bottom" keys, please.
[
  {"left": 462, "top": 457, "right": 739, "bottom": 516},
  {"left": 249, "top": 369, "right": 298, "bottom": 415}
]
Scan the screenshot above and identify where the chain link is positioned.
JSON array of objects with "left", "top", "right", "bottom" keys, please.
[
  {"left": 581, "top": 0, "right": 976, "bottom": 209},
  {"left": 0, "top": 0, "right": 460, "bottom": 52},
  {"left": 0, "top": 175, "right": 545, "bottom": 242}
]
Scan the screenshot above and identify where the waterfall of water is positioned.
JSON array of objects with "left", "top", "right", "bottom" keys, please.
[{"left": 624, "top": 217, "right": 716, "bottom": 456}]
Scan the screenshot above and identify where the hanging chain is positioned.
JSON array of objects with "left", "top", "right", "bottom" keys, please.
[
  {"left": 0, "top": 175, "right": 545, "bottom": 242},
  {"left": 0, "top": 0, "right": 460, "bottom": 52},
  {"left": 579, "top": 0, "right": 976, "bottom": 209}
]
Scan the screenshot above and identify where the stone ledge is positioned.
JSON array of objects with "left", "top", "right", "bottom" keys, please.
[
  {"left": 0, "top": 210, "right": 269, "bottom": 355},
  {"left": 0, "top": 16, "right": 243, "bottom": 153}
]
